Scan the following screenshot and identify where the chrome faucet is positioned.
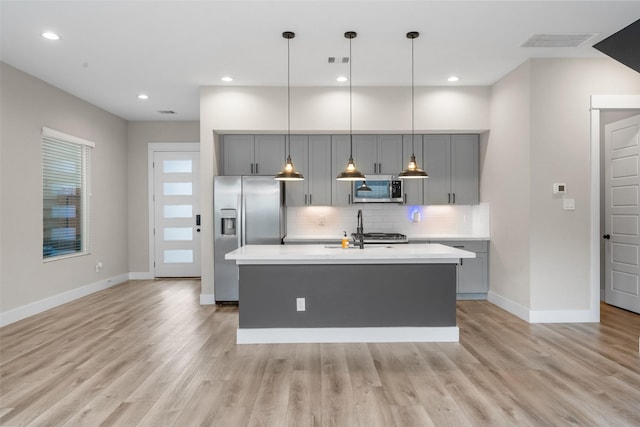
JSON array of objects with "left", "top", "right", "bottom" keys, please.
[{"left": 356, "top": 209, "right": 364, "bottom": 249}]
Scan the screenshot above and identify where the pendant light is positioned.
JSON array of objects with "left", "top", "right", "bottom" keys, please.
[
  {"left": 399, "top": 31, "right": 428, "bottom": 179},
  {"left": 275, "top": 31, "right": 304, "bottom": 181},
  {"left": 336, "top": 31, "right": 366, "bottom": 181}
]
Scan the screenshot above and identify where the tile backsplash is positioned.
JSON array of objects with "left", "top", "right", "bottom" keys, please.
[{"left": 286, "top": 202, "right": 490, "bottom": 239}]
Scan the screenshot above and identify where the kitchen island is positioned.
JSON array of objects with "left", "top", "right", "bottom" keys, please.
[{"left": 225, "top": 243, "right": 475, "bottom": 344}]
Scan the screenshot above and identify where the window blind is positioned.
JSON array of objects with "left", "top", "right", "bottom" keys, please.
[{"left": 42, "top": 127, "right": 93, "bottom": 260}]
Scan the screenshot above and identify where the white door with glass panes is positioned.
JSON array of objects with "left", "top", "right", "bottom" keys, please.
[
  {"left": 605, "top": 114, "right": 640, "bottom": 314},
  {"left": 153, "top": 151, "right": 201, "bottom": 277}
]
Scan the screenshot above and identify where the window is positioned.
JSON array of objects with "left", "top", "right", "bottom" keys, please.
[{"left": 42, "top": 127, "right": 94, "bottom": 260}]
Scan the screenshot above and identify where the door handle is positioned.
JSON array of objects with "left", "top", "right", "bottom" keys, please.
[
  {"left": 196, "top": 214, "right": 201, "bottom": 226},
  {"left": 603, "top": 234, "right": 611, "bottom": 240}
]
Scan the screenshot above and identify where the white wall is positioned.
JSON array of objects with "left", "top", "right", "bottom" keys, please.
[
  {"left": 481, "top": 61, "right": 532, "bottom": 311},
  {"left": 127, "top": 121, "right": 199, "bottom": 275},
  {"left": 0, "top": 63, "right": 129, "bottom": 320},
  {"left": 200, "top": 85, "right": 491, "bottom": 299},
  {"left": 484, "top": 58, "right": 640, "bottom": 321}
]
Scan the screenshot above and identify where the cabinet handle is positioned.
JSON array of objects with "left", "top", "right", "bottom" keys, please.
[
  {"left": 404, "top": 193, "right": 407, "bottom": 204},
  {"left": 309, "top": 194, "right": 312, "bottom": 205},
  {"left": 255, "top": 163, "right": 259, "bottom": 174},
  {"left": 304, "top": 194, "right": 308, "bottom": 205},
  {"left": 373, "top": 163, "right": 377, "bottom": 174},
  {"left": 250, "top": 163, "right": 254, "bottom": 174},
  {"left": 448, "top": 193, "right": 451, "bottom": 203},
  {"left": 379, "top": 163, "right": 382, "bottom": 173},
  {"left": 453, "top": 193, "right": 456, "bottom": 204},
  {"left": 348, "top": 194, "right": 351, "bottom": 204}
]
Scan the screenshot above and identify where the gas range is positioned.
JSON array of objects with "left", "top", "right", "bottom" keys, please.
[{"left": 351, "top": 232, "right": 409, "bottom": 244}]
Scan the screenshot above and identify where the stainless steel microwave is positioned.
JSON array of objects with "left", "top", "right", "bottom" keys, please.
[{"left": 352, "top": 175, "right": 403, "bottom": 203}]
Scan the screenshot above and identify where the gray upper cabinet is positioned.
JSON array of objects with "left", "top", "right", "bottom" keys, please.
[
  {"left": 401, "top": 135, "right": 424, "bottom": 205},
  {"left": 352, "top": 135, "right": 404, "bottom": 175},
  {"left": 223, "top": 135, "right": 255, "bottom": 176},
  {"left": 222, "top": 134, "right": 285, "bottom": 176},
  {"left": 285, "top": 135, "right": 332, "bottom": 206},
  {"left": 450, "top": 135, "right": 479, "bottom": 205},
  {"left": 423, "top": 134, "right": 478, "bottom": 205},
  {"left": 331, "top": 135, "right": 353, "bottom": 206}
]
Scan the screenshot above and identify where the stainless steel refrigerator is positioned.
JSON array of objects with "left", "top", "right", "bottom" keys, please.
[{"left": 213, "top": 176, "right": 285, "bottom": 302}]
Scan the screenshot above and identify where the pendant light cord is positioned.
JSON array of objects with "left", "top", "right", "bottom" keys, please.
[
  {"left": 287, "top": 35, "right": 291, "bottom": 157},
  {"left": 411, "top": 35, "right": 415, "bottom": 156},
  {"left": 349, "top": 34, "right": 353, "bottom": 158}
]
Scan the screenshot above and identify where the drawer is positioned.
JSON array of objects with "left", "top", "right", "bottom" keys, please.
[{"left": 430, "top": 240, "right": 488, "bottom": 253}]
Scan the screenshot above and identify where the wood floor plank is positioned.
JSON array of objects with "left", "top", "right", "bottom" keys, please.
[{"left": 1, "top": 279, "right": 639, "bottom": 426}]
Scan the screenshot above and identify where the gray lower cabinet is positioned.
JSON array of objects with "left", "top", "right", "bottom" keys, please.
[
  {"left": 430, "top": 240, "right": 489, "bottom": 299},
  {"left": 423, "top": 135, "right": 479, "bottom": 205},
  {"left": 222, "top": 134, "right": 285, "bottom": 176},
  {"left": 285, "top": 135, "right": 332, "bottom": 206}
]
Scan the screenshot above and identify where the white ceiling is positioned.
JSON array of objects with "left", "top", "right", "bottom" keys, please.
[{"left": 1, "top": 1, "right": 639, "bottom": 121}]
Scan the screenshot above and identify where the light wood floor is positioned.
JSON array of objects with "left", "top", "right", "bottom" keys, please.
[{"left": 1, "top": 279, "right": 639, "bottom": 426}]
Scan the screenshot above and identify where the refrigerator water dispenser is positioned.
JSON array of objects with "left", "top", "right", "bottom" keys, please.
[{"left": 220, "top": 209, "right": 237, "bottom": 236}]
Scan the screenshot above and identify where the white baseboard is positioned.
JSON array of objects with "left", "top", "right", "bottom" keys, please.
[
  {"left": 236, "top": 326, "right": 459, "bottom": 344},
  {"left": 488, "top": 291, "right": 599, "bottom": 323},
  {"left": 200, "top": 294, "right": 216, "bottom": 305},
  {"left": 487, "top": 291, "right": 530, "bottom": 322},
  {"left": 129, "top": 272, "right": 154, "bottom": 280},
  {"left": 0, "top": 273, "right": 129, "bottom": 327},
  {"left": 529, "top": 309, "right": 599, "bottom": 323}
]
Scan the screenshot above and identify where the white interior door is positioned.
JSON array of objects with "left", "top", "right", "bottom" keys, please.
[
  {"left": 153, "top": 151, "right": 201, "bottom": 277},
  {"left": 604, "top": 114, "right": 640, "bottom": 314}
]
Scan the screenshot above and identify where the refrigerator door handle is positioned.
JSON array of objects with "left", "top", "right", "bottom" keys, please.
[{"left": 240, "top": 196, "right": 246, "bottom": 247}]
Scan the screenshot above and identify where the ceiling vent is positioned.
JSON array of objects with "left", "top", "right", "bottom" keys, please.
[
  {"left": 158, "top": 110, "right": 176, "bottom": 115},
  {"left": 522, "top": 33, "right": 597, "bottom": 48}
]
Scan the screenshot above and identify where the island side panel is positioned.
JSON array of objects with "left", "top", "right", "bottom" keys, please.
[{"left": 238, "top": 263, "right": 456, "bottom": 328}]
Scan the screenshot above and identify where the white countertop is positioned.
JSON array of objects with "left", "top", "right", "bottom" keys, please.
[
  {"left": 225, "top": 243, "right": 475, "bottom": 265},
  {"left": 283, "top": 235, "right": 489, "bottom": 243}
]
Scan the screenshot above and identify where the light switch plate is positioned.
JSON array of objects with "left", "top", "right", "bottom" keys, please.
[
  {"left": 296, "top": 297, "right": 306, "bottom": 311},
  {"left": 563, "top": 198, "right": 575, "bottom": 211}
]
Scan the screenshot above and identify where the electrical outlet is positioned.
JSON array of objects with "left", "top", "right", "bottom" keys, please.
[
  {"left": 95, "top": 261, "right": 103, "bottom": 273},
  {"left": 296, "top": 297, "right": 306, "bottom": 312}
]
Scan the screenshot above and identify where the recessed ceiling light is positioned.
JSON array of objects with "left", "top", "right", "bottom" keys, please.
[
  {"left": 221, "top": 76, "right": 233, "bottom": 82},
  {"left": 42, "top": 32, "right": 60, "bottom": 40},
  {"left": 448, "top": 76, "right": 460, "bottom": 82},
  {"left": 137, "top": 94, "right": 149, "bottom": 100},
  {"left": 336, "top": 76, "right": 348, "bottom": 82}
]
